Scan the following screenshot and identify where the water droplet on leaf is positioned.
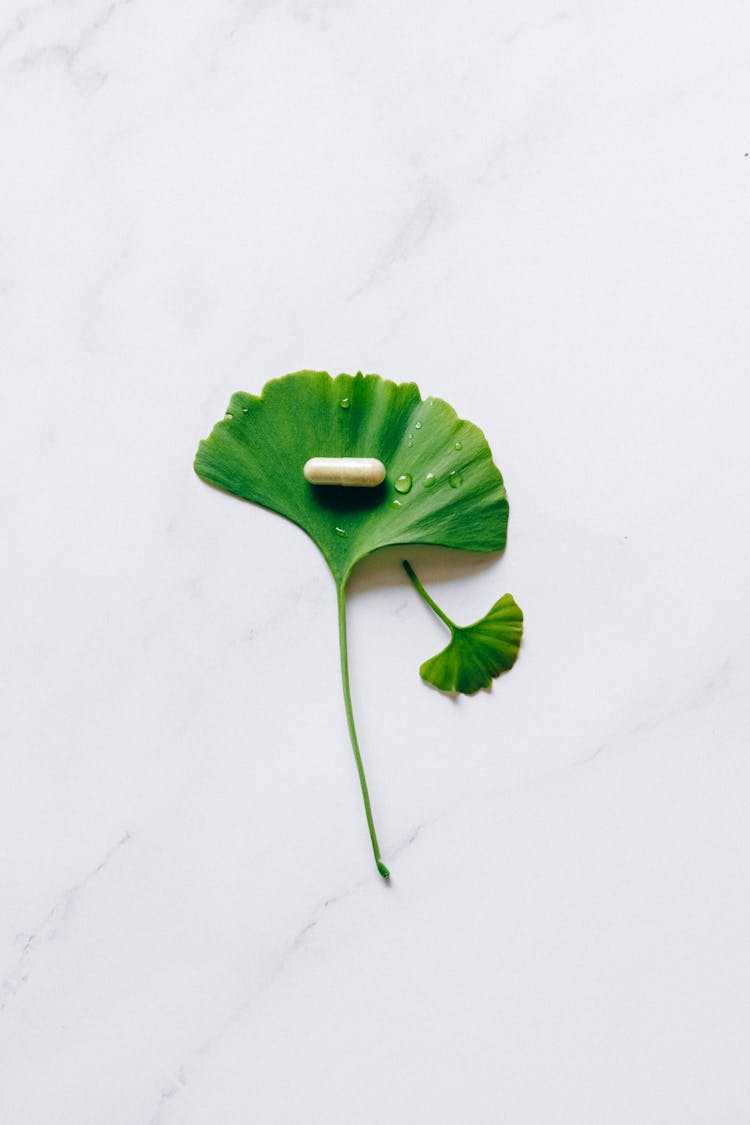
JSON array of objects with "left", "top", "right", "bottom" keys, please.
[
  {"left": 449, "top": 470, "right": 463, "bottom": 488},
  {"left": 391, "top": 499, "right": 402, "bottom": 509},
  {"left": 415, "top": 421, "right": 422, "bottom": 430},
  {"left": 335, "top": 526, "right": 347, "bottom": 537},
  {"left": 422, "top": 472, "right": 436, "bottom": 488},
  {"left": 394, "top": 473, "right": 412, "bottom": 494},
  {"left": 340, "top": 397, "right": 350, "bottom": 409},
  {"left": 454, "top": 440, "right": 462, "bottom": 451}
]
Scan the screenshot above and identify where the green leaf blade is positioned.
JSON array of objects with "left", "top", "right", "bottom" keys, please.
[
  {"left": 194, "top": 370, "right": 509, "bottom": 588},
  {"left": 419, "top": 593, "right": 524, "bottom": 696}
]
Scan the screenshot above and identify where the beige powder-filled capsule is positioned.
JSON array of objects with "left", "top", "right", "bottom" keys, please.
[{"left": 303, "top": 457, "right": 386, "bottom": 487}]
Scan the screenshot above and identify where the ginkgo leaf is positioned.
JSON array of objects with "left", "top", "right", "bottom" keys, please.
[
  {"left": 194, "top": 370, "right": 508, "bottom": 587},
  {"left": 195, "top": 371, "right": 517, "bottom": 878},
  {"left": 403, "top": 561, "right": 523, "bottom": 694}
]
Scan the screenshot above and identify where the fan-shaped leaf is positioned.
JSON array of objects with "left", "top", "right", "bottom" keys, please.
[
  {"left": 194, "top": 370, "right": 508, "bottom": 587},
  {"left": 419, "top": 593, "right": 523, "bottom": 695}
]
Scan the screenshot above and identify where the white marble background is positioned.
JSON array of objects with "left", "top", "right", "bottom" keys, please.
[{"left": 2, "top": 0, "right": 750, "bottom": 1121}]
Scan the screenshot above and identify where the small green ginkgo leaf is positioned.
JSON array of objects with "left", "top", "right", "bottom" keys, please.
[
  {"left": 195, "top": 370, "right": 516, "bottom": 878},
  {"left": 403, "top": 560, "right": 523, "bottom": 695}
]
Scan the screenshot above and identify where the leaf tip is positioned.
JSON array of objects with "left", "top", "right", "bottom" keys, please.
[{"left": 377, "top": 860, "right": 391, "bottom": 879}]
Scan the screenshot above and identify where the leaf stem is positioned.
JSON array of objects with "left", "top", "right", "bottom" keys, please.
[
  {"left": 336, "top": 584, "right": 390, "bottom": 879},
  {"left": 402, "top": 560, "right": 456, "bottom": 631}
]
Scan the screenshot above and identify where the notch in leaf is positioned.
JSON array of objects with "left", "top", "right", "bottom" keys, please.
[
  {"left": 403, "top": 560, "right": 523, "bottom": 695},
  {"left": 195, "top": 370, "right": 516, "bottom": 878}
]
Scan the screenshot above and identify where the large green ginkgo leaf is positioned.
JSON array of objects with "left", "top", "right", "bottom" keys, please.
[
  {"left": 194, "top": 370, "right": 516, "bottom": 879},
  {"left": 194, "top": 370, "right": 508, "bottom": 586}
]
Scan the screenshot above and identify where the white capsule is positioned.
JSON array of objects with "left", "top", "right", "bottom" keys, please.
[{"left": 303, "top": 457, "right": 386, "bottom": 487}]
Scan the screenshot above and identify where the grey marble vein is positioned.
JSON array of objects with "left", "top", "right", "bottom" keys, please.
[
  {"left": 0, "top": 832, "right": 132, "bottom": 1013},
  {"left": 577, "top": 657, "right": 734, "bottom": 768},
  {"left": 1, "top": 0, "right": 134, "bottom": 75},
  {"left": 144, "top": 810, "right": 448, "bottom": 1122}
]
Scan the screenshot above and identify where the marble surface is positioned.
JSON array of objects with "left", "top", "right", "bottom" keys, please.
[{"left": 2, "top": 1, "right": 750, "bottom": 1121}]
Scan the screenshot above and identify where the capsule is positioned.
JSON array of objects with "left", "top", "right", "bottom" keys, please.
[{"left": 303, "top": 457, "right": 386, "bottom": 487}]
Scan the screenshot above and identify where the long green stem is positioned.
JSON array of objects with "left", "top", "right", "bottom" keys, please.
[
  {"left": 336, "top": 584, "right": 390, "bottom": 879},
  {"left": 402, "top": 559, "right": 456, "bottom": 631}
]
